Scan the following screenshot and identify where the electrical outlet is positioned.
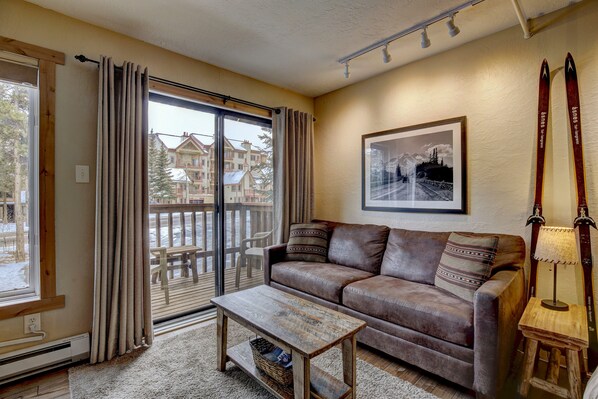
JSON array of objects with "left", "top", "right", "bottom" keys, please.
[{"left": 24, "top": 313, "right": 41, "bottom": 334}]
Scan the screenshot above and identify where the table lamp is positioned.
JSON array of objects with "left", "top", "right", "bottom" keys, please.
[{"left": 534, "top": 226, "right": 579, "bottom": 311}]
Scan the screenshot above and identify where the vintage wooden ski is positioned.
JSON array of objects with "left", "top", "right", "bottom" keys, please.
[
  {"left": 526, "top": 59, "right": 550, "bottom": 300},
  {"left": 565, "top": 52, "right": 598, "bottom": 369}
]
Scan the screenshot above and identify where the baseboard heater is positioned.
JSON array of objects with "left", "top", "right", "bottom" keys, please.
[{"left": 0, "top": 333, "right": 89, "bottom": 385}]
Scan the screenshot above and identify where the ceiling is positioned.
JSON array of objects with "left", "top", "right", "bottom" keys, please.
[{"left": 26, "top": 0, "right": 580, "bottom": 97}]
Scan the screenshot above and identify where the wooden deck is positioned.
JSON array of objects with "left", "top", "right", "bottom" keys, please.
[{"left": 151, "top": 265, "right": 264, "bottom": 320}]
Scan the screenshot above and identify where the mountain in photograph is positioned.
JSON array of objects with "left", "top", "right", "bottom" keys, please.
[
  {"left": 386, "top": 145, "right": 453, "bottom": 183},
  {"left": 395, "top": 153, "right": 426, "bottom": 176}
]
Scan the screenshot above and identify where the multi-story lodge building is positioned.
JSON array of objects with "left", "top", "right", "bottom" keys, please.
[{"left": 151, "top": 132, "right": 270, "bottom": 204}]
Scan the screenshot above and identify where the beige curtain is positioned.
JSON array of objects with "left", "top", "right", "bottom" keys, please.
[
  {"left": 91, "top": 56, "right": 152, "bottom": 364},
  {"left": 273, "top": 108, "right": 315, "bottom": 244}
]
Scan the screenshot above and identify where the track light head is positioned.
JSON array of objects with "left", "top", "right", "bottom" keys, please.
[
  {"left": 344, "top": 62, "right": 350, "bottom": 79},
  {"left": 446, "top": 15, "right": 460, "bottom": 37},
  {"left": 382, "top": 44, "right": 392, "bottom": 64},
  {"left": 421, "top": 28, "right": 431, "bottom": 49}
]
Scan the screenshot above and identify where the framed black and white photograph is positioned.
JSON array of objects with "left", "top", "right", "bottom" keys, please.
[{"left": 362, "top": 116, "right": 466, "bottom": 214}]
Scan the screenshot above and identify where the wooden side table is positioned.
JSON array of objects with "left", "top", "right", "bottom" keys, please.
[{"left": 519, "top": 297, "right": 588, "bottom": 399}]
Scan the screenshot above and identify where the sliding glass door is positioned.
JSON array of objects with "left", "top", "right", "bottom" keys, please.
[
  {"left": 222, "top": 115, "right": 273, "bottom": 294},
  {"left": 147, "top": 92, "right": 272, "bottom": 322}
]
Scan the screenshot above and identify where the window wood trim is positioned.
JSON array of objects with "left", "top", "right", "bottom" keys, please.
[
  {"left": 0, "top": 37, "right": 65, "bottom": 320},
  {"left": 0, "top": 37, "right": 65, "bottom": 65},
  {"left": 0, "top": 297, "right": 65, "bottom": 319},
  {"left": 149, "top": 80, "right": 272, "bottom": 119},
  {"left": 38, "top": 59, "right": 58, "bottom": 299}
]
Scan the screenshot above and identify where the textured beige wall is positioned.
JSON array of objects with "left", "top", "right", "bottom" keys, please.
[
  {"left": 314, "top": 2, "right": 598, "bottom": 307},
  {"left": 0, "top": 0, "right": 312, "bottom": 353}
]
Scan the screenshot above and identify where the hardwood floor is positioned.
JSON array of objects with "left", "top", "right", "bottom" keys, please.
[
  {"left": 0, "top": 369, "right": 69, "bottom": 399},
  {"left": 0, "top": 319, "right": 584, "bottom": 399}
]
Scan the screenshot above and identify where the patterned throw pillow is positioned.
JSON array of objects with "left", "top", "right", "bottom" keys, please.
[
  {"left": 434, "top": 233, "right": 499, "bottom": 302},
  {"left": 286, "top": 223, "right": 329, "bottom": 263}
]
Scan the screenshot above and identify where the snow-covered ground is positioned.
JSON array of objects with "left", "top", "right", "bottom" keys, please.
[
  {"left": 0, "top": 259, "right": 28, "bottom": 292},
  {"left": 0, "top": 223, "right": 31, "bottom": 293}
]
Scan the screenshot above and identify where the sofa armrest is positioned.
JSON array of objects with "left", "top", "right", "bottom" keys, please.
[
  {"left": 473, "top": 268, "right": 526, "bottom": 398},
  {"left": 263, "top": 244, "right": 287, "bottom": 285}
]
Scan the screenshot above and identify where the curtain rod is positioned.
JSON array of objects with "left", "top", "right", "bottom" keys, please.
[{"left": 74, "top": 54, "right": 280, "bottom": 115}]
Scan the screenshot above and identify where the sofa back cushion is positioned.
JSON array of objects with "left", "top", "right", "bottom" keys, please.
[
  {"left": 453, "top": 232, "right": 525, "bottom": 272},
  {"left": 327, "top": 223, "right": 390, "bottom": 273},
  {"left": 380, "top": 228, "right": 451, "bottom": 285},
  {"left": 488, "top": 233, "right": 526, "bottom": 272}
]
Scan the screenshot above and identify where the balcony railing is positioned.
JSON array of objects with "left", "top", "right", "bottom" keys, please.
[
  {"left": 175, "top": 162, "right": 201, "bottom": 169},
  {"left": 149, "top": 202, "right": 273, "bottom": 274}
]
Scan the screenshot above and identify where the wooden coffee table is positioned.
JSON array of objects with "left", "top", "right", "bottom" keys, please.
[{"left": 211, "top": 285, "right": 366, "bottom": 399}]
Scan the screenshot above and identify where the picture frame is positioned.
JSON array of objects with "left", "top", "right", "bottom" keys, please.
[{"left": 362, "top": 116, "right": 466, "bottom": 214}]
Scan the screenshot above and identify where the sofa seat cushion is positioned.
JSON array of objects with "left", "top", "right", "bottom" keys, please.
[
  {"left": 271, "top": 261, "right": 374, "bottom": 303},
  {"left": 343, "top": 275, "right": 474, "bottom": 347}
]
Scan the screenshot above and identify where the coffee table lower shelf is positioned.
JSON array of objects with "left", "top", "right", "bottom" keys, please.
[{"left": 228, "top": 341, "right": 352, "bottom": 399}]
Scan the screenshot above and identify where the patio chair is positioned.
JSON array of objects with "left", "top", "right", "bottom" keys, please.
[{"left": 235, "top": 231, "right": 272, "bottom": 288}]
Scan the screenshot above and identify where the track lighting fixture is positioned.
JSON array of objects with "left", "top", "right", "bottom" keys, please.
[
  {"left": 337, "top": 0, "right": 485, "bottom": 77},
  {"left": 446, "top": 15, "right": 460, "bottom": 37},
  {"left": 382, "top": 44, "right": 392, "bottom": 63},
  {"left": 420, "top": 28, "right": 431, "bottom": 48}
]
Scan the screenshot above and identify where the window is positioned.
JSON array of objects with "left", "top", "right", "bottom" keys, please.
[
  {"left": 0, "top": 70, "right": 38, "bottom": 303},
  {"left": 0, "top": 37, "right": 65, "bottom": 319}
]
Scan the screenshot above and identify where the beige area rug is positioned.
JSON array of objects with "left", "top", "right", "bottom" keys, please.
[{"left": 69, "top": 321, "right": 438, "bottom": 399}]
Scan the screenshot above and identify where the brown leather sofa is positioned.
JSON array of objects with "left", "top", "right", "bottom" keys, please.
[{"left": 264, "top": 222, "right": 526, "bottom": 399}]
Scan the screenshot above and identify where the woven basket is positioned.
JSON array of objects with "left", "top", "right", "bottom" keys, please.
[{"left": 249, "top": 337, "right": 293, "bottom": 386}]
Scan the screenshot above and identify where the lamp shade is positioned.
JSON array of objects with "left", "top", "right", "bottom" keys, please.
[{"left": 534, "top": 226, "right": 578, "bottom": 265}]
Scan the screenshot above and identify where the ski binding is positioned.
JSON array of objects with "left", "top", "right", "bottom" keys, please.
[
  {"left": 574, "top": 208, "right": 597, "bottom": 229},
  {"left": 526, "top": 205, "right": 546, "bottom": 226}
]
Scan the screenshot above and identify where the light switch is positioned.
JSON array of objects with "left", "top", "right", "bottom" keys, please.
[{"left": 76, "top": 165, "right": 90, "bottom": 183}]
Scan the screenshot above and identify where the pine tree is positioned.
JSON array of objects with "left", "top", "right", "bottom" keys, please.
[
  {"left": 148, "top": 133, "right": 159, "bottom": 202},
  {"left": 251, "top": 127, "right": 273, "bottom": 202},
  {"left": 148, "top": 133, "right": 174, "bottom": 203},
  {"left": 428, "top": 148, "right": 440, "bottom": 165},
  {"left": 155, "top": 144, "right": 174, "bottom": 202}
]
